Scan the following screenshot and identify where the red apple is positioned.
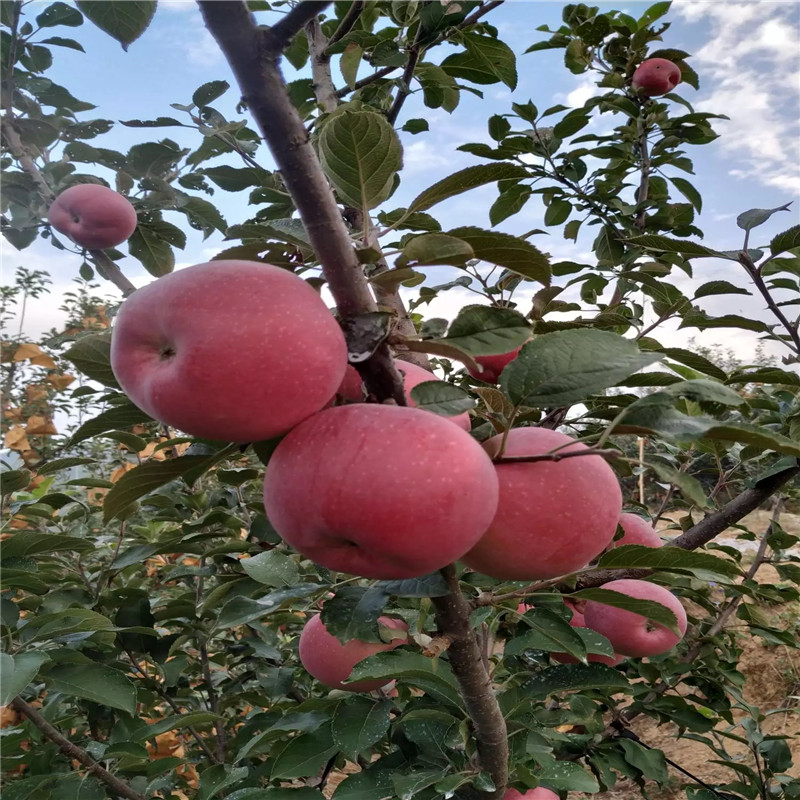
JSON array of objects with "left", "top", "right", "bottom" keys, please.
[
  {"left": 504, "top": 788, "right": 559, "bottom": 800},
  {"left": 299, "top": 612, "right": 408, "bottom": 692},
  {"left": 632, "top": 58, "right": 682, "bottom": 97},
  {"left": 462, "top": 428, "right": 622, "bottom": 580},
  {"left": 337, "top": 360, "right": 471, "bottom": 430},
  {"left": 551, "top": 605, "right": 624, "bottom": 667},
  {"left": 48, "top": 184, "right": 137, "bottom": 249},
  {"left": 466, "top": 344, "right": 524, "bottom": 383},
  {"left": 583, "top": 578, "right": 687, "bottom": 658},
  {"left": 263, "top": 404, "right": 499, "bottom": 579},
  {"left": 110, "top": 260, "right": 347, "bottom": 442},
  {"left": 613, "top": 512, "right": 663, "bottom": 548}
]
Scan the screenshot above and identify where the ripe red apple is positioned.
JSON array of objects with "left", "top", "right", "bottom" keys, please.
[
  {"left": 613, "top": 512, "right": 663, "bottom": 548},
  {"left": 462, "top": 428, "right": 622, "bottom": 580},
  {"left": 299, "top": 612, "right": 408, "bottom": 692},
  {"left": 504, "top": 788, "right": 559, "bottom": 800},
  {"left": 337, "top": 360, "right": 471, "bottom": 430},
  {"left": 583, "top": 578, "right": 687, "bottom": 658},
  {"left": 110, "top": 260, "right": 347, "bottom": 442},
  {"left": 632, "top": 58, "right": 682, "bottom": 97},
  {"left": 48, "top": 184, "right": 138, "bottom": 249},
  {"left": 551, "top": 604, "right": 624, "bottom": 667},
  {"left": 263, "top": 404, "right": 499, "bottom": 579},
  {"left": 466, "top": 344, "right": 524, "bottom": 383}
]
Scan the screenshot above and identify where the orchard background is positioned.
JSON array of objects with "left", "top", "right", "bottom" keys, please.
[{"left": 1, "top": 2, "right": 799, "bottom": 800}]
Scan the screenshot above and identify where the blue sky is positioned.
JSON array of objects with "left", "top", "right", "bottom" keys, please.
[{"left": 6, "top": 0, "right": 800, "bottom": 361}]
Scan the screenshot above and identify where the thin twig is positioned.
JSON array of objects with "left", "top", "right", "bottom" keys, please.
[
  {"left": 88, "top": 249, "right": 137, "bottom": 296},
  {"left": 386, "top": 31, "right": 421, "bottom": 126},
  {"left": 267, "top": 0, "right": 332, "bottom": 50},
  {"left": 327, "top": 0, "right": 364, "bottom": 47},
  {"left": 493, "top": 447, "right": 620, "bottom": 464},
  {"left": 199, "top": 642, "right": 227, "bottom": 762},
  {"left": 335, "top": 65, "right": 399, "bottom": 98},
  {"left": 11, "top": 697, "right": 146, "bottom": 800}
]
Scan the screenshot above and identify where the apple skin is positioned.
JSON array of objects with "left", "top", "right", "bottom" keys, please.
[
  {"left": 466, "top": 345, "right": 524, "bottom": 383},
  {"left": 632, "top": 58, "right": 682, "bottom": 97},
  {"left": 461, "top": 428, "right": 622, "bottom": 580},
  {"left": 48, "top": 184, "right": 138, "bottom": 249},
  {"left": 504, "top": 788, "right": 559, "bottom": 800},
  {"left": 551, "top": 605, "right": 624, "bottom": 667},
  {"left": 299, "top": 613, "right": 408, "bottom": 692},
  {"left": 337, "top": 361, "right": 471, "bottom": 431},
  {"left": 263, "top": 403, "right": 499, "bottom": 579},
  {"left": 110, "top": 260, "right": 347, "bottom": 442},
  {"left": 583, "top": 578, "right": 687, "bottom": 658},
  {"left": 613, "top": 512, "right": 663, "bottom": 548}
]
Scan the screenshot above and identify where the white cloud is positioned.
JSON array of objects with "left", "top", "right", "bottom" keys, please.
[{"left": 673, "top": 0, "right": 800, "bottom": 194}]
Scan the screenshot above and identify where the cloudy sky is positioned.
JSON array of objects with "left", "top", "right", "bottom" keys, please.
[{"left": 4, "top": 0, "right": 800, "bottom": 362}]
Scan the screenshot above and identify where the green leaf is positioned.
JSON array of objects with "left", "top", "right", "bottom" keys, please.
[
  {"left": 348, "top": 650, "right": 465, "bottom": 711},
  {"left": 63, "top": 332, "right": 119, "bottom": 388},
  {"left": 198, "top": 766, "right": 249, "bottom": 800},
  {"left": 770, "top": 224, "right": 800, "bottom": 255},
  {"left": 597, "top": 545, "right": 738, "bottom": 581},
  {"left": 504, "top": 609, "right": 587, "bottom": 660},
  {"left": 46, "top": 663, "right": 136, "bottom": 714},
  {"left": 75, "top": 1, "right": 155, "bottom": 50},
  {"left": 619, "top": 739, "right": 668, "bottom": 783},
  {"left": 538, "top": 760, "right": 600, "bottom": 793},
  {"left": 0, "top": 652, "right": 49, "bottom": 705},
  {"left": 271, "top": 726, "right": 338, "bottom": 780},
  {"left": 392, "top": 768, "right": 449, "bottom": 800},
  {"left": 332, "top": 697, "right": 392, "bottom": 760},
  {"left": 139, "top": 711, "right": 222, "bottom": 739},
  {"left": 339, "top": 42, "right": 362, "bottom": 89},
  {"left": 408, "top": 163, "right": 528, "bottom": 214},
  {"left": 628, "top": 234, "right": 727, "bottom": 259},
  {"left": 517, "top": 663, "right": 630, "bottom": 699},
  {"left": 647, "top": 346, "right": 726, "bottom": 381},
  {"left": 0, "top": 533, "right": 95, "bottom": 558},
  {"left": 377, "top": 572, "right": 450, "bottom": 597},
  {"left": 128, "top": 225, "right": 175, "bottom": 277},
  {"left": 192, "top": 80, "right": 229, "bottom": 107},
  {"left": 441, "top": 33, "right": 517, "bottom": 89},
  {"left": 37, "top": 2, "right": 84, "bottom": 28},
  {"left": 646, "top": 459, "right": 710, "bottom": 509},
  {"left": 693, "top": 280, "right": 750, "bottom": 299},
  {"left": 1, "top": 469, "right": 31, "bottom": 495},
  {"left": 102, "top": 455, "right": 220, "bottom": 522},
  {"left": 409, "top": 380, "right": 476, "bottom": 417},
  {"left": 119, "top": 116, "right": 184, "bottom": 127},
  {"left": 448, "top": 226, "right": 550, "bottom": 285},
  {"left": 317, "top": 108, "right": 402, "bottom": 210},
  {"left": 669, "top": 176, "right": 703, "bottom": 213},
  {"left": 201, "top": 165, "right": 266, "bottom": 191},
  {"left": 217, "top": 584, "right": 325, "bottom": 628},
  {"left": 441, "top": 304, "right": 531, "bottom": 356},
  {"left": 229, "top": 791, "right": 324, "bottom": 800},
  {"left": 489, "top": 184, "right": 532, "bottom": 226},
  {"left": 501, "top": 330, "right": 662, "bottom": 407},
  {"left": 37, "top": 457, "right": 96, "bottom": 476},
  {"left": 736, "top": 202, "right": 792, "bottom": 232},
  {"left": 402, "top": 118, "right": 429, "bottom": 134},
  {"left": 570, "top": 588, "right": 680, "bottom": 633},
  {"left": 240, "top": 550, "right": 299, "bottom": 588},
  {"left": 320, "top": 586, "right": 390, "bottom": 643},
  {"left": 396, "top": 233, "right": 474, "bottom": 267},
  {"left": 333, "top": 768, "right": 395, "bottom": 800},
  {"left": 98, "top": 430, "right": 148, "bottom": 452}
]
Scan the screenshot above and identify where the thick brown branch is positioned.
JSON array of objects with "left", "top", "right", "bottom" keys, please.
[
  {"left": 11, "top": 697, "right": 145, "bottom": 800},
  {"left": 432, "top": 566, "right": 508, "bottom": 799},
  {"left": 267, "top": 0, "right": 332, "bottom": 50},
  {"left": 199, "top": 0, "right": 404, "bottom": 404}
]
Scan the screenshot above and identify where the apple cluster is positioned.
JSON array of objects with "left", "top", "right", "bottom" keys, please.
[{"left": 108, "top": 259, "right": 688, "bottom": 692}]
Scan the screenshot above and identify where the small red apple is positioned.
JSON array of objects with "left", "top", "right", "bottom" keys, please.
[
  {"left": 110, "top": 260, "right": 347, "bottom": 442},
  {"left": 462, "top": 427, "right": 622, "bottom": 580},
  {"left": 263, "top": 404, "right": 499, "bottom": 579},
  {"left": 551, "top": 604, "right": 624, "bottom": 667},
  {"left": 299, "top": 612, "right": 408, "bottom": 692},
  {"left": 48, "top": 184, "right": 138, "bottom": 249},
  {"left": 583, "top": 578, "right": 687, "bottom": 658},
  {"left": 337, "top": 365, "right": 365, "bottom": 402},
  {"left": 466, "top": 344, "right": 525, "bottom": 383},
  {"left": 632, "top": 58, "right": 682, "bottom": 97},
  {"left": 504, "top": 788, "right": 559, "bottom": 800},
  {"left": 613, "top": 512, "right": 663, "bottom": 548}
]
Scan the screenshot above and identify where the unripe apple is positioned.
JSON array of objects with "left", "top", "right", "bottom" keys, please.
[
  {"left": 299, "top": 612, "right": 408, "bottom": 692},
  {"left": 110, "top": 260, "right": 347, "bottom": 442},
  {"left": 504, "top": 787, "right": 559, "bottom": 800},
  {"left": 583, "top": 578, "right": 687, "bottom": 658},
  {"left": 337, "top": 361, "right": 471, "bottom": 430},
  {"left": 631, "top": 58, "right": 682, "bottom": 97},
  {"left": 613, "top": 512, "right": 663, "bottom": 548},
  {"left": 48, "top": 184, "right": 138, "bottom": 249},
  {"left": 466, "top": 344, "right": 524, "bottom": 383},
  {"left": 551, "top": 605, "right": 624, "bottom": 667},
  {"left": 462, "top": 428, "right": 622, "bottom": 580},
  {"left": 263, "top": 404, "right": 499, "bottom": 579}
]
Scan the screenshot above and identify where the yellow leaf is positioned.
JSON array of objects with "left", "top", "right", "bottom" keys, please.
[
  {"left": 12, "top": 343, "right": 43, "bottom": 362},
  {"left": 3, "top": 406, "right": 24, "bottom": 422},
  {"left": 30, "top": 352, "right": 57, "bottom": 369},
  {"left": 111, "top": 463, "right": 136, "bottom": 483},
  {"left": 4, "top": 425, "right": 30, "bottom": 451},
  {"left": 46, "top": 374, "right": 75, "bottom": 391},
  {"left": 25, "top": 385, "right": 48, "bottom": 402},
  {"left": 25, "top": 416, "right": 58, "bottom": 436}
]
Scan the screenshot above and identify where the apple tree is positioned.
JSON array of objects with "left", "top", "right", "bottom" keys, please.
[{"left": 1, "top": 2, "right": 799, "bottom": 800}]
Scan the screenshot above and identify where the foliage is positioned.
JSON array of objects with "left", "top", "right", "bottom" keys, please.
[{"left": 1, "top": 2, "right": 799, "bottom": 800}]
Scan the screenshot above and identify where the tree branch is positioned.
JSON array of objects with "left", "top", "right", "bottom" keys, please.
[
  {"left": 11, "top": 696, "right": 145, "bottom": 800},
  {"left": 199, "top": 642, "right": 227, "bottom": 762},
  {"left": 88, "top": 249, "right": 137, "bottom": 296},
  {"left": 432, "top": 566, "right": 508, "bottom": 799},
  {"left": 327, "top": 0, "right": 364, "bottom": 47},
  {"left": 267, "top": 0, "right": 332, "bottom": 50},
  {"left": 386, "top": 37, "right": 421, "bottom": 126},
  {"left": 199, "top": 0, "right": 405, "bottom": 404},
  {"left": 335, "top": 64, "right": 399, "bottom": 98}
]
